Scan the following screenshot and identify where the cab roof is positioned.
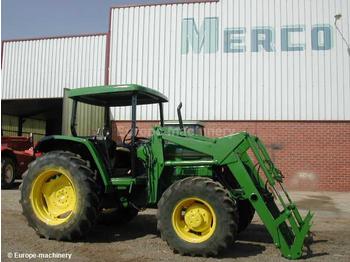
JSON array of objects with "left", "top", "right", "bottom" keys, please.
[{"left": 68, "top": 84, "right": 168, "bottom": 107}]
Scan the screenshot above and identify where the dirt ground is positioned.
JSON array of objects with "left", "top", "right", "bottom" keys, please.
[{"left": 2, "top": 183, "right": 350, "bottom": 262}]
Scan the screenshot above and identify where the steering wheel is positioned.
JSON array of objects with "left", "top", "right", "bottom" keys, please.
[
  {"left": 123, "top": 127, "right": 149, "bottom": 145},
  {"left": 123, "top": 127, "right": 139, "bottom": 144}
]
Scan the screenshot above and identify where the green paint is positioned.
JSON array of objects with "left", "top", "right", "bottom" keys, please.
[
  {"left": 68, "top": 84, "right": 168, "bottom": 106},
  {"left": 36, "top": 135, "right": 113, "bottom": 192}
]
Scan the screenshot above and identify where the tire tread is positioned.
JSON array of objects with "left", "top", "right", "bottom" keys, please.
[
  {"left": 20, "top": 150, "right": 100, "bottom": 241},
  {"left": 157, "top": 177, "right": 238, "bottom": 257}
]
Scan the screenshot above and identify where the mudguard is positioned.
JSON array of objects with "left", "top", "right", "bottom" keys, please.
[{"left": 35, "top": 135, "right": 113, "bottom": 192}]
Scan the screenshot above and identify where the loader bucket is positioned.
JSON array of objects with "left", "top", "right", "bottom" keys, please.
[{"left": 227, "top": 134, "right": 313, "bottom": 259}]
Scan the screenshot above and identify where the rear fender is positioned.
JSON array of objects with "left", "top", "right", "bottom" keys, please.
[{"left": 35, "top": 135, "right": 112, "bottom": 192}]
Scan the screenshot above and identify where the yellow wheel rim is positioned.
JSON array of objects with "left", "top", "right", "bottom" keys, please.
[
  {"left": 30, "top": 167, "right": 77, "bottom": 226},
  {"left": 172, "top": 197, "right": 216, "bottom": 243}
]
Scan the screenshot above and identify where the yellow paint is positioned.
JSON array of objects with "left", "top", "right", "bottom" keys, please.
[
  {"left": 30, "top": 167, "right": 77, "bottom": 225},
  {"left": 172, "top": 197, "right": 216, "bottom": 243}
]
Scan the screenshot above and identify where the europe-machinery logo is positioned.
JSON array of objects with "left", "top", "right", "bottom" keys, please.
[{"left": 181, "top": 17, "right": 333, "bottom": 54}]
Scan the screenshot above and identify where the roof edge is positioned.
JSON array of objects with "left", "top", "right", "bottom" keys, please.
[
  {"left": 68, "top": 84, "right": 168, "bottom": 102},
  {"left": 2, "top": 32, "right": 108, "bottom": 44},
  {"left": 110, "top": 0, "right": 219, "bottom": 9}
]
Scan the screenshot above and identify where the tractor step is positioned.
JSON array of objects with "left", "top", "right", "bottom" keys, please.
[{"left": 111, "top": 175, "right": 148, "bottom": 189}]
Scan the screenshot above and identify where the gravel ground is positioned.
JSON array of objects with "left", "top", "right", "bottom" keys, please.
[{"left": 2, "top": 184, "right": 350, "bottom": 262}]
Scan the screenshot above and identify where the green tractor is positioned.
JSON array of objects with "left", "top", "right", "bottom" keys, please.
[{"left": 20, "top": 84, "right": 313, "bottom": 259}]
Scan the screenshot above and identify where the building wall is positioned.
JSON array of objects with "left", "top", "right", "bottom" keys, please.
[
  {"left": 1, "top": 114, "right": 46, "bottom": 142},
  {"left": 109, "top": 0, "right": 350, "bottom": 121},
  {"left": 108, "top": 0, "right": 350, "bottom": 191},
  {"left": 2, "top": 34, "right": 107, "bottom": 99},
  {"left": 112, "top": 120, "right": 350, "bottom": 191}
]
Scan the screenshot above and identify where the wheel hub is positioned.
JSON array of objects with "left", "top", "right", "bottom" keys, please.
[
  {"left": 172, "top": 197, "right": 216, "bottom": 243},
  {"left": 184, "top": 204, "right": 212, "bottom": 232},
  {"left": 30, "top": 167, "right": 77, "bottom": 225},
  {"left": 4, "top": 164, "right": 14, "bottom": 183},
  {"left": 54, "top": 187, "right": 71, "bottom": 206}
]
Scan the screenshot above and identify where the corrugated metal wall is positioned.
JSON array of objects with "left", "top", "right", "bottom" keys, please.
[
  {"left": 1, "top": 115, "right": 19, "bottom": 136},
  {"left": 1, "top": 115, "right": 46, "bottom": 142},
  {"left": 2, "top": 34, "right": 107, "bottom": 99},
  {"left": 109, "top": 0, "right": 350, "bottom": 121}
]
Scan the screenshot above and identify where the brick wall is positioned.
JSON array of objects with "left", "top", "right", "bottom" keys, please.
[{"left": 112, "top": 121, "right": 350, "bottom": 192}]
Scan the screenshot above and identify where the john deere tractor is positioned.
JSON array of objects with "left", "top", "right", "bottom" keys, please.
[{"left": 21, "top": 84, "right": 313, "bottom": 259}]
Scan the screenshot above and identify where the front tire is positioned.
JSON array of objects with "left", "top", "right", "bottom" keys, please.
[
  {"left": 20, "top": 151, "right": 99, "bottom": 240},
  {"left": 157, "top": 177, "right": 238, "bottom": 257},
  {"left": 2, "top": 156, "right": 16, "bottom": 189}
]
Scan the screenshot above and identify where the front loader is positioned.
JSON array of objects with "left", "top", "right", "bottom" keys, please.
[{"left": 20, "top": 84, "right": 313, "bottom": 259}]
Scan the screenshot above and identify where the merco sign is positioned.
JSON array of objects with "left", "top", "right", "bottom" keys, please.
[{"left": 181, "top": 17, "right": 333, "bottom": 54}]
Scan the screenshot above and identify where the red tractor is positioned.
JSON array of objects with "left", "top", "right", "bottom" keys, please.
[{"left": 1, "top": 135, "right": 36, "bottom": 189}]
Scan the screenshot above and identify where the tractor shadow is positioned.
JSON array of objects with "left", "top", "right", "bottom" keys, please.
[
  {"left": 237, "top": 224, "right": 328, "bottom": 260},
  {"left": 85, "top": 213, "right": 158, "bottom": 243},
  {"left": 87, "top": 215, "right": 274, "bottom": 244},
  {"left": 238, "top": 223, "right": 273, "bottom": 244},
  {"left": 300, "top": 239, "right": 329, "bottom": 259},
  {"left": 219, "top": 223, "right": 269, "bottom": 258},
  {"left": 75, "top": 213, "right": 327, "bottom": 259},
  {"left": 4, "top": 181, "right": 22, "bottom": 190},
  {"left": 220, "top": 242, "right": 265, "bottom": 258},
  {"left": 84, "top": 214, "right": 267, "bottom": 258}
]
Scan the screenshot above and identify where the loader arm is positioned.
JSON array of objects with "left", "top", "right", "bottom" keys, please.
[{"left": 225, "top": 135, "right": 313, "bottom": 259}]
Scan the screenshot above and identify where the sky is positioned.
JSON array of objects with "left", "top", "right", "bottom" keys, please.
[{"left": 1, "top": 0, "right": 170, "bottom": 40}]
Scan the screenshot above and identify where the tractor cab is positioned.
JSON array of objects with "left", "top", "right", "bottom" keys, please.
[{"left": 68, "top": 84, "right": 168, "bottom": 177}]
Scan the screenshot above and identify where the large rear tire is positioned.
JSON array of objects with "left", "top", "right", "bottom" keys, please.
[
  {"left": 20, "top": 151, "right": 99, "bottom": 240},
  {"left": 1, "top": 156, "right": 16, "bottom": 189},
  {"left": 157, "top": 177, "right": 238, "bottom": 257}
]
